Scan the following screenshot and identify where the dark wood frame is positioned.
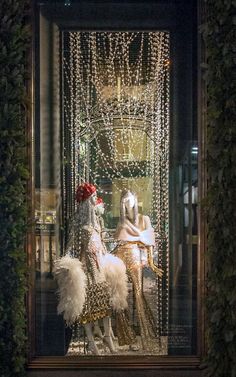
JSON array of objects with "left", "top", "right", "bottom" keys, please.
[{"left": 27, "top": 0, "right": 206, "bottom": 371}]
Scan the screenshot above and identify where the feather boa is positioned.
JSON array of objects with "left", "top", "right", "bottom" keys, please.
[
  {"left": 100, "top": 253, "right": 128, "bottom": 311},
  {"left": 53, "top": 255, "right": 86, "bottom": 326},
  {"left": 53, "top": 253, "right": 128, "bottom": 325}
]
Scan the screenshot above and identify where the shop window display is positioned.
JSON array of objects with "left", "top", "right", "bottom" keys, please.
[{"left": 34, "top": 28, "right": 198, "bottom": 358}]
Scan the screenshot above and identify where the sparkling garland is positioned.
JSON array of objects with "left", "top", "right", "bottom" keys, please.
[{"left": 63, "top": 31, "right": 170, "bottom": 342}]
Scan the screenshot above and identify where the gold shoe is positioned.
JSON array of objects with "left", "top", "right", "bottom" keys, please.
[{"left": 129, "top": 343, "right": 140, "bottom": 351}]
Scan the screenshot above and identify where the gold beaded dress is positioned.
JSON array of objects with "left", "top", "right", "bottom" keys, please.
[
  {"left": 76, "top": 226, "right": 111, "bottom": 324},
  {"left": 114, "top": 214, "right": 159, "bottom": 351}
]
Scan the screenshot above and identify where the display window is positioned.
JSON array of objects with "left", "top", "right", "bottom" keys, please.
[{"left": 29, "top": 0, "right": 204, "bottom": 368}]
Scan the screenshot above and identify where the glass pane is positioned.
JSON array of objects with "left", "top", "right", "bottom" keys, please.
[{"left": 34, "top": 28, "right": 198, "bottom": 357}]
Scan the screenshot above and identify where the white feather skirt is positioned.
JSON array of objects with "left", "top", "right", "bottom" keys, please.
[
  {"left": 53, "top": 255, "right": 86, "bottom": 326},
  {"left": 100, "top": 253, "right": 128, "bottom": 311}
]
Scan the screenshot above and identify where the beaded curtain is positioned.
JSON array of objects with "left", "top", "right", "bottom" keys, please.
[{"left": 63, "top": 31, "right": 170, "bottom": 340}]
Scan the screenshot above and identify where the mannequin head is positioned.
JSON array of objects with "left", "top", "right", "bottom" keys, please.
[
  {"left": 120, "top": 189, "right": 138, "bottom": 225},
  {"left": 75, "top": 183, "right": 98, "bottom": 228},
  {"left": 95, "top": 197, "right": 105, "bottom": 216},
  {"left": 90, "top": 192, "right": 98, "bottom": 206},
  {"left": 76, "top": 183, "right": 96, "bottom": 203}
]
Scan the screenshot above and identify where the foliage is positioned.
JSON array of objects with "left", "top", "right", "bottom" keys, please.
[
  {"left": 202, "top": 1, "right": 236, "bottom": 376},
  {"left": 0, "top": 0, "right": 30, "bottom": 376},
  {"left": 0, "top": 0, "right": 235, "bottom": 376}
]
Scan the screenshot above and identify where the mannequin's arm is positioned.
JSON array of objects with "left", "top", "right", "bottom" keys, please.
[
  {"left": 147, "top": 246, "right": 163, "bottom": 277},
  {"left": 114, "top": 224, "right": 141, "bottom": 242},
  {"left": 139, "top": 216, "right": 155, "bottom": 246}
]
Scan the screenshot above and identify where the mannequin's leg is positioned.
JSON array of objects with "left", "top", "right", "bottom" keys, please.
[
  {"left": 93, "top": 320, "right": 103, "bottom": 338},
  {"left": 84, "top": 322, "right": 99, "bottom": 355},
  {"left": 103, "top": 316, "right": 116, "bottom": 353},
  {"left": 109, "top": 322, "right": 117, "bottom": 340},
  {"left": 103, "top": 316, "right": 116, "bottom": 339}
]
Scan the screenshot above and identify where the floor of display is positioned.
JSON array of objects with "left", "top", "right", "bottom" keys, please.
[{"left": 66, "top": 336, "right": 168, "bottom": 356}]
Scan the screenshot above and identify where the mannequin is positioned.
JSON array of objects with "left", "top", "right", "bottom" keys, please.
[
  {"left": 114, "top": 189, "right": 163, "bottom": 351},
  {"left": 93, "top": 197, "right": 114, "bottom": 340},
  {"left": 95, "top": 197, "right": 105, "bottom": 230},
  {"left": 93, "top": 197, "right": 128, "bottom": 342},
  {"left": 54, "top": 183, "right": 116, "bottom": 354}
]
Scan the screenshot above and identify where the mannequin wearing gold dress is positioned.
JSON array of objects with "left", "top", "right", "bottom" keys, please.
[
  {"left": 54, "top": 184, "right": 128, "bottom": 355},
  {"left": 114, "top": 190, "right": 163, "bottom": 351},
  {"left": 54, "top": 183, "right": 116, "bottom": 354}
]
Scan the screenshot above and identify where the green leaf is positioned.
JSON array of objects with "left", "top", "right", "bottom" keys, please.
[
  {"left": 204, "top": 1, "right": 236, "bottom": 375},
  {"left": 0, "top": 1, "right": 29, "bottom": 376},
  {"left": 224, "top": 331, "right": 234, "bottom": 343}
]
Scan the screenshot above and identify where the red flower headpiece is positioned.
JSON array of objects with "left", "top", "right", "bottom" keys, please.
[
  {"left": 96, "top": 197, "right": 104, "bottom": 206},
  {"left": 76, "top": 183, "right": 96, "bottom": 203}
]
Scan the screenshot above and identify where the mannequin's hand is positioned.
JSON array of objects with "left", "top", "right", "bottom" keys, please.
[
  {"left": 139, "top": 232, "right": 152, "bottom": 245},
  {"left": 139, "top": 233, "right": 146, "bottom": 245},
  {"left": 140, "top": 230, "right": 155, "bottom": 246}
]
